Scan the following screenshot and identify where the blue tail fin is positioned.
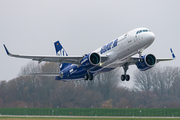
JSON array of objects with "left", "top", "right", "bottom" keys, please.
[
  {"left": 54, "top": 41, "right": 68, "bottom": 56},
  {"left": 54, "top": 41, "right": 71, "bottom": 71}
]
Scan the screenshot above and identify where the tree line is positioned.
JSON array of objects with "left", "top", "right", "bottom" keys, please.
[{"left": 0, "top": 62, "right": 180, "bottom": 108}]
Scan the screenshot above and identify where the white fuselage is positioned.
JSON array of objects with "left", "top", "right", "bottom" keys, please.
[
  {"left": 58, "top": 27, "right": 156, "bottom": 80},
  {"left": 91, "top": 27, "right": 155, "bottom": 73}
]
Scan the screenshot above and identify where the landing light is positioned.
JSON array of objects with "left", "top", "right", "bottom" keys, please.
[{"left": 100, "top": 63, "right": 103, "bottom": 66}]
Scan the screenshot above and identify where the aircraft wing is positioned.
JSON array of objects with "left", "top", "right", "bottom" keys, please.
[
  {"left": 3, "top": 45, "right": 108, "bottom": 64},
  {"left": 156, "top": 49, "right": 176, "bottom": 62},
  {"left": 126, "top": 48, "right": 176, "bottom": 65}
]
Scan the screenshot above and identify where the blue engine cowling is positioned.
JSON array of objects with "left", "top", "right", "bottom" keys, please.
[
  {"left": 81, "top": 52, "right": 101, "bottom": 70},
  {"left": 136, "top": 54, "right": 157, "bottom": 71}
]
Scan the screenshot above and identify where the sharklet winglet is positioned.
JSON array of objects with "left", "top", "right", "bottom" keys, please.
[
  {"left": 3, "top": 44, "right": 10, "bottom": 55},
  {"left": 170, "top": 48, "right": 176, "bottom": 59}
]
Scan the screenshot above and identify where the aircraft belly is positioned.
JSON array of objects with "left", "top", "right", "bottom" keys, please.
[{"left": 90, "top": 66, "right": 115, "bottom": 73}]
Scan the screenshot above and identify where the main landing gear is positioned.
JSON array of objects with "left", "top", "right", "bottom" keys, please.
[
  {"left": 84, "top": 73, "right": 93, "bottom": 81},
  {"left": 121, "top": 63, "right": 130, "bottom": 81}
]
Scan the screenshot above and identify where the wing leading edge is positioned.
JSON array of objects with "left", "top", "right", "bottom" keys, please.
[
  {"left": 156, "top": 48, "right": 176, "bottom": 62},
  {"left": 127, "top": 48, "right": 176, "bottom": 65},
  {"left": 3, "top": 44, "right": 108, "bottom": 64}
]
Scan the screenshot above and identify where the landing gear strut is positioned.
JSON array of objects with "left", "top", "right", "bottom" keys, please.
[
  {"left": 121, "top": 63, "right": 130, "bottom": 81},
  {"left": 138, "top": 49, "right": 143, "bottom": 62},
  {"left": 84, "top": 74, "right": 89, "bottom": 80}
]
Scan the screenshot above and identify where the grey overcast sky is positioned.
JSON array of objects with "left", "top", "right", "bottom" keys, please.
[{"left": 0, "top": 0, "right": 180, "bottom": 88}]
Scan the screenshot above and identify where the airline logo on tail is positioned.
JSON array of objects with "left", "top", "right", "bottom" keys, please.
[
  {"left": 57, "top": 48, "right": 68, "bottom": 56},
  {"left": 54, "top": 41, "right": 68, "bottom": 56}
]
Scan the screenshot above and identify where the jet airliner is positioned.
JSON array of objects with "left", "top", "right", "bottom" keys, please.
[{"left": 3, "top": 27, "right": 175, "bottom": 81}]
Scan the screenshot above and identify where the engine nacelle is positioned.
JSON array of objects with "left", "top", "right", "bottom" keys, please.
[
  {"left": 81, "top": 52, "right": 100, "bottom": 70},
  {"left": 136, "top": 54, "right": 157, "bottom": 71}
]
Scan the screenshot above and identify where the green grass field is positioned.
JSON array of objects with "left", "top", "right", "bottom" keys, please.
[
  {"left": 1, "top": 108, "right": 180, "bottom": 117},
  {"left": 0, "top": 117, "right": 180, "bottom": 120}
]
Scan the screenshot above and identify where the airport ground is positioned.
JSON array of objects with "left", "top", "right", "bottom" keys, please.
[{"left": 1, "top": 116, "right": 180, "bottom": 120}]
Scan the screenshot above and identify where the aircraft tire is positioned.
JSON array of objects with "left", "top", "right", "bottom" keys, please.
[
  {"left": 121, "top": 75, "right": 125, "bottom": 81},
  {"left": 89, "top": 74, "right": 93, "bottom": 81},
  {"left": 126, "top": 75, "right": 130, "bottom": 81},
  {"left": 84, "top": 74, "right": 89, "bottom": 80}
]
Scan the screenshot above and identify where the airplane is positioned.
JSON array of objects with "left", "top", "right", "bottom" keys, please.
[{"left": 3, "top": 27, "right": 176, "bottom": 81}]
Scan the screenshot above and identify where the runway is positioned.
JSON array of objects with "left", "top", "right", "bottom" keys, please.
[{"left": 1, "top": 115, "right": 180, "bottom": 119}]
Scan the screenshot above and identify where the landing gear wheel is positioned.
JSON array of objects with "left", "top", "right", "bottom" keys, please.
[
  {"left": 122, "top": 63, "right": 130, "bottom": 81},
  {"left": 89, "top": 74, "right": 93, "bottom": 81},
  {"left": 121, "top": 75, "right": 130, "bottom": 81},
  {"left": 84, "top": 74, "right": 89, "bottom": 80},
  {"left": 125, "top": 75, "right": 130, "bottom": 81},
  {"left": 84, "top": 74, "right": 93, "bottom": 81},
  {"left": 121, "top": 75, "right": 125, "bottom": 81}
]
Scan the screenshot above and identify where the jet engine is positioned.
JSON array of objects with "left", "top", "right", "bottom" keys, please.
[
  {"left": 81, "top": 52, "right": 100, "bottom": 70},
  {"left": 136, "top": 54, "right": 157, "bottom": 71}
]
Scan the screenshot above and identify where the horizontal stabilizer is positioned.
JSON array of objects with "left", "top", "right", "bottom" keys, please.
[{"left": 30, "top": 73, "right": 62, "bottom": 76}]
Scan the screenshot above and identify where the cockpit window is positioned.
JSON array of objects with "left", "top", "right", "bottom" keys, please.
[
  {"left": 136, "top": 29, "right": 149, "bottom": 34},
  {"left": 143, "top": 30, "right": 148, "bottom": 32}
]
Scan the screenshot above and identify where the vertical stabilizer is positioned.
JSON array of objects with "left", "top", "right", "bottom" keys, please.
[
  {"left": 54, "top": 41, "right": 71, "bottom": 71},
  {"left": 54, "top": 41, "right": 68, "bottom": 56}
]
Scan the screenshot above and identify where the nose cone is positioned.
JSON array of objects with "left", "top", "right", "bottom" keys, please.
[{"left": 148, "top": 32, "right": 155, "bottom": 43}]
